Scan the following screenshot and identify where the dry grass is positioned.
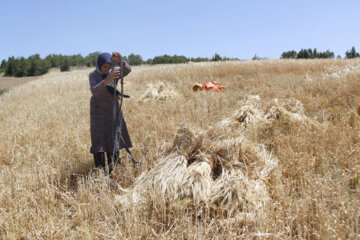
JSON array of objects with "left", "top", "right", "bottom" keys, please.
[
  {"left": 0, "top": 59, "right": 360, "bottom": 239},
  {"left": 0, "top": 74, "right": 40, "bottom": 91}
]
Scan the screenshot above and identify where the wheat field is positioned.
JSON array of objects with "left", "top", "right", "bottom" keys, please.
[{"left": 0, "top": 59, "right": 360, "bottom": 239}]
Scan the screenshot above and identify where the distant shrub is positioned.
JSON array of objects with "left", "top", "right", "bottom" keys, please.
[
  {"left": 210, "top": 53, "right": 237, "bottom": 61},
  {"left": 0, "top": 89, "right": 8, "bottom": 95},
  {"left": 252, "top": 54, "right": 265, "bottom": 60}
]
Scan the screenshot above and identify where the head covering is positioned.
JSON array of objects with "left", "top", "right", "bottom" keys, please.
[{"left": 96, "top": 52, "right": 112, "bottom": 76}]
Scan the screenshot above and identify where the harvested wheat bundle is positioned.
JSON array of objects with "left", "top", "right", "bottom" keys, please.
[
  {"left": 117, "top": 106, "right": 277, "bottom": 220},
  {"left": 139, "top": 82, "right": 179, "bottom": 101},
  {"left": 117, "top": 125, "right": 275, "bottom": 223},
  {"left": 209, "top": 168, "right": 270, "bottom": 219},
  {"left": 219, "top": 95, "right": 321, "bottom": 137},
  {"left": 116, "top": 95, "right": 324, "bottom": 223},
  {"left": 218, "top": 95, "right": 263, "bottom": 130},
  {"left": 270, "top": 98, "right": 305, "bottom": 115}
]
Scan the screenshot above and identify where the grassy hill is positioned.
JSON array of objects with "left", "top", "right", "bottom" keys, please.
[{"left": 0, "top": 59, "right": 359, "bottom": 239}]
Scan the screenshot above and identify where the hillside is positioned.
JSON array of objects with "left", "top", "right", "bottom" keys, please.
[{"left": 0, "top": 59, "right": 359, "bottom": 239}]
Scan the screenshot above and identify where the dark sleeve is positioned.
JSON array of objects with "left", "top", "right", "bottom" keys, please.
[
  {"left": 89, "top": 72, "right": 111, "bottom": 99},
  {"left": 106, "top": 85, "right": 130, "bottom": 98},
  {"left": 120, "top": 60, "right": 131, "bottom": 77}
]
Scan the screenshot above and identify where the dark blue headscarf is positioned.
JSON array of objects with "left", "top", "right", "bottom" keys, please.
[
  {"left": 96, "top": 52, "right": 121, "bottom": 96},
  {"left": 96, "top": 52, "right": 112, "bottom": 78},
  {"left": 96, "top": 52, "right": 130, "bottom": 99}
]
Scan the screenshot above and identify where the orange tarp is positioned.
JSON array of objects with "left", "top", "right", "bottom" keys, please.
[{"left": 193, "top": 81, "right": 227, "bottom": 91}]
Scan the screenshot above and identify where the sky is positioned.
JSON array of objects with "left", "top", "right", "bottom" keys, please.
[{"left": 0, "top": 0, "right": 359, "bottom": 61}]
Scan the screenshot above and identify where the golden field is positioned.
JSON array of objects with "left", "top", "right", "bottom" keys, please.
[{"left": 0, "top": 59, "right": 360, "bottom": 239}]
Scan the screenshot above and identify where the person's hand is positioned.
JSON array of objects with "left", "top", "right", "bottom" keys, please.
[
  {"left": 104, "top": 69, "right": 120, "bottom": 85},
  {"left": 111, "top": 52, "right": 121, "bottom": 63}
]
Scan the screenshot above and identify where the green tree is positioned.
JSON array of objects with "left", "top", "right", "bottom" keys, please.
[
  {"left": 345, "top": 47, "right": 360, "bottom": 59},
  {"left": 211, "top": 53, "right": 222, "bottom": 61},
  {"left": 85, "top": 52, "right": 100, "bottom": 67},
  {"left": 28, "top": 54, "right": 42, "bottom": 76},
  {"left": 1, "top": 59, "right": 6, "bottom": 69},
  {"left": 252, "top": 54, "right": 262, "bottom": 60},
  {"left": 127, "top": 53, "right": 143, "bottom": 65},
  {"left": 297, "top": 49, "right": 311, "bottom": 59},
  {"left": 190, "top": 57, "right": 209, "bottom": 62},
  {"left": 45, "top": 54, "right": 62, "bottom": 68},
  {"left": 171, "top": 55, "right": 188, "bottom": 64},
  {"left": 318, "top": 50, "right": 334, "bottom": 59},
  {"left": 5, "top": 56, "right": 15, "bottom": 76},
  {"left": 281, "top": 50, "right": 297, "bottom": 59},
  {"left": 60, "top": 57, "right": 71, "bottom": 72},
  {"left": 152, "top": 54, "right": 188, "bottom": 64},
  {"left": 145, "top": 58, "right": 153, "bottom": 65},
  {"left": 15, "top": 57, "right": 30, "bottom": 77},
  {"left": 122, "top": 56, "right": 129, "bottom": 63},
  {"left": 71, "top": 54, "right": 84, "bottom": 66},
  {"left": 27, "top": 54, "right": 49, "bottom": 76}
]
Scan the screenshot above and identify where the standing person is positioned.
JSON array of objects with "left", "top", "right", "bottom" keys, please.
[{"left": 89, "top": 52, "right": 132, "bottom": 174}]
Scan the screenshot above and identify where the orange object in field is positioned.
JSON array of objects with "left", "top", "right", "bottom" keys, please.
[{"left": 201, "top": 81, "right": 226, "bottom": 91}]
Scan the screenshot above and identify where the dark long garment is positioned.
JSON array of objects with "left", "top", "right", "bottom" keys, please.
[{"left": 89, "top": 61, "right": 133, "bottom": 159}]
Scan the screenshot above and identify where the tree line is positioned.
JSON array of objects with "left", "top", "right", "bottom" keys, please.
[
  {"left": 0, "top": 53, "right": 101, "bottom": 77},
  {"left": 281, "top": 48, "right": 335, "bottom": 59},
  {"left": 0, "top": 52, "right": 235, "bottom": 77},
  {"left": 281, "top": 46, "right": 360, "bottom": 59},
  {"left": 1, "top": 47, "right": 359, "bottom": 77}
]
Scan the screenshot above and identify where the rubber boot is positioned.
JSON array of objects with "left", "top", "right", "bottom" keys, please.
[
  {"left": 93, "top": 152, "right": 105, "bottom": 170},
  {"left": 106, "top": 151, "right": 119, "bottom": 174}
]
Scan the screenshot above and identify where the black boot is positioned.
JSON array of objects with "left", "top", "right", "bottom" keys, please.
[
  {"left": 93, "top": 152, "right": 105, "bottom": 170},
  {"left": 106, "top": 151, "right": 119, "bottom": 174}
]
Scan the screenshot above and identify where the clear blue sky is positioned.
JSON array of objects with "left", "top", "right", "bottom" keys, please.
[{"left": 1, "top": 0, "right": 359, "bottom": 61}]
